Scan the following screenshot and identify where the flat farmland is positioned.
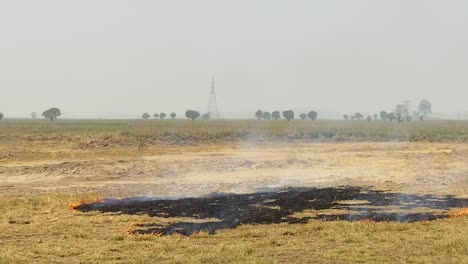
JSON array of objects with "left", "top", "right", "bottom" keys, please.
[{"left": 0, "top": 120, "right": 467, "bottom": 263}]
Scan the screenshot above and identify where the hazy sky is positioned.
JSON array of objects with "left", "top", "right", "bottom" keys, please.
[{"left": 1, "top": 1, "right": 468, "bottom": 117}]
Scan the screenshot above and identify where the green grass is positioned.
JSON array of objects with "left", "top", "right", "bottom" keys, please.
[{"left": 1, "top": 119, "right": 468, "bottom": 143}]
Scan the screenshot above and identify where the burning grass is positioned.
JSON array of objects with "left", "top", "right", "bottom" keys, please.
[
  {"left": 69, "top": 187, "right": 467, "bottom": 237},
  {"left": 68, "top": 198, "right": 104, "bottom": 210},
  {"left": 450, "top": 208, "right": 468, "bottom": 218},
  {"left": 1, "top": 192, "right": 467, "bottom": 263},
  {"left": 2, "top": 120, "right": 468, "bottom": 263}
]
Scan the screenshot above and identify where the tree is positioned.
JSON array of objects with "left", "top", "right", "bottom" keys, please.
[
  {"left": 396, "top": 113, "right": 403, "bottom": 123},
  {"left": 170, "top": 113, "right": 176, "bottom": 119},
  {"left": 255, "top": 110, "right": 263, "bottom": 120},
  {"left": 201, "top": 113, "right": 210, "bottom": 120},
  {"left": 262, "top": 112, "right": 272, "bottom": 120},
  {"left": 142, "top": 112, "right": 150, "bottom": 119},
  {"left": 159, "top": 113, "right": 167, "bottom": 119},
  {"left": 380, "top": 111, "right": 389, "bottom": 121},
  {"left": 272, "top": 111, "right": 281, "bottom": 120},
  {"left": 403, "top": 100, "right": 412, "bottom": 112},
  {"left": 374, "top": 114, "right": 378, "bottom": 120},
  {"left": 354, "top": 113, "right": 363, "bottom": 120},
  {"left": 418, "top": 99, "right": 432, "bottom": 118},
  {"left": 344, "top": 114, "right": 349, "bottom": 120},
  {"left": 388, "top": 112, "right": 396, "bottom": 122},
  {"left": 30, "top": 112, "right": 37, "bottom": 119},
  {"left": 185, "top": 110, "right": 200, "bottom": 120},
  {"left": 307, "top": 111, "right": 318, "bottom": 121},
  {"left": 0, "top": 113, "right": 3, "bottom": 120},
  {"left": 367, "top": 116, "right": 372, "bottom": 122},
  {"left": 282, "top": 110, "right": 294, "bottom": 121},
  {"left": 395, "top": 104, "right": 409, "bottom": 118},
  {"left": 300, "top": 113, "right": 307, "bottom": 120},
  {"left": 153, "top": 113, "right": 159, "bottom": 119},
  {"left": 406, "top": 116, "right": 412, "bottom": 122},
  {"left": 42, "top": 108, "right": 61, "bottom": 121}
]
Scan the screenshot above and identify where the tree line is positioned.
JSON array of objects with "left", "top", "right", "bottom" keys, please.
[
  {"left": 254, "top": 110, "right": 318, "bottom": 121},
  {"left": 142, "top": 111, "right": 209, "bottom": 120},
  {"left": 142, "top": 110, "right": 319, "bottom": 121},
  {"left": 0, "top": 108, "right": 61, "bottom": 121},
  {"left": 142, "top": 112, "right": 177, "bottom": 120},
  {"left": 0, "top": 99, "right": 431, "bottom": 122},
  {"left": 343, "top": 99, "right": 432, "bottom": 122}
]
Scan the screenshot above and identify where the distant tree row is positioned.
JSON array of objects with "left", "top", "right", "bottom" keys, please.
[
  {"left": 0, "top": 108, "right": 61, "bottom": 122},
  {"left": 142, "top": 110, "right": 206, "bottom": 120},
  {"left": 343, "top": 99, "right": 432, "bottom": 122},
  {"left": 0, "top": 99, "right": 433, "bottom": 123},
  {"left": 142, "top": 112, "right": 177, "bottom": 120},
  {"left": 255, "top": 110, "right": 318, "bottom": 121},
  {"left": 142, "top": 110, "right": 220, "bottom": 120},
  {"left": 255, "top": 110, "right": 280, "bottom": 120},
  {"left": 142, "top": 109, "right": 318, "bottom": 121}
]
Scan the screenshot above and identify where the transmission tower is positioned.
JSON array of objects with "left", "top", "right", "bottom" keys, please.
[{"left": 207, "top": 77, "right": 220, "bottom": 118}]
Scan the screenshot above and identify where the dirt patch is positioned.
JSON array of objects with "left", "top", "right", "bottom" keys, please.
[{"left": 2, "top": 142, "right": 468, "bottom": 198}]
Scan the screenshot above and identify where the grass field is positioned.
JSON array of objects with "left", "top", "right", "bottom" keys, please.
[
  {"left": 0, "top": 119, "right": 467, "bottom": 263},
  {"left": 1, "top": 193, "right": 466, "bottom": 263},
  {"left": 2, "top": 119, "right": 468, "bottom": 143}
]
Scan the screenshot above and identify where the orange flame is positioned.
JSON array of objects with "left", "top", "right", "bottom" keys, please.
[
  {"left": 449, "top": 208, "right": 468, "bottom": 218},
  {"left": 150, "top": 232, "right": 165, "bottom": 237},
  {"left": 126, "top": 229, "right": 137, "bottom": 235},
  {"left": 126, "top": 223, "right": 137, "bottom": 235},
  {"left": 68, "top": 198, "right": 104, "bottom": 211}
]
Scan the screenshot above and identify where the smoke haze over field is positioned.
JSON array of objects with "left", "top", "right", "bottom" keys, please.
[{"left": 1, "top": 0, "right": 468, "bottom": 118}]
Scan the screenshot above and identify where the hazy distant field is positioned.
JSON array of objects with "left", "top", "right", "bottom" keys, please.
[
  {"left": 2, "top": 119, "right": 468, "bottom": 144},
  {"left": 0, "top": 119, "right": 467, "bottom": 263}
]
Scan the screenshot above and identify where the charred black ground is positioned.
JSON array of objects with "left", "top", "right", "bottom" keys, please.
[{"left": 75, "top": 186, "right": 467, "bottom": 236}]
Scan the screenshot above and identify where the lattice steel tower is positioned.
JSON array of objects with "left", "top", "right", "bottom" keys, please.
[{"left": 207, "top": 77, "right": 220, "bottom": 118}]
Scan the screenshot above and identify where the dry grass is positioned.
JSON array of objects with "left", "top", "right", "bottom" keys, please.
[
  {"left": 1, "top": 119, "right": 468, "bottom": 143},
  {"left": 0, "top": 193, "right": 466, "bottom": 264},
  {"left": 1, "top": 120, "right": 468, "bottom": 263}
]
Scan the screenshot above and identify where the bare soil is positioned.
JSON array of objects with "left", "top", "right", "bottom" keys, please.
[{"left": 1, "top": 141, "right": 467, "bottom": 198}]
